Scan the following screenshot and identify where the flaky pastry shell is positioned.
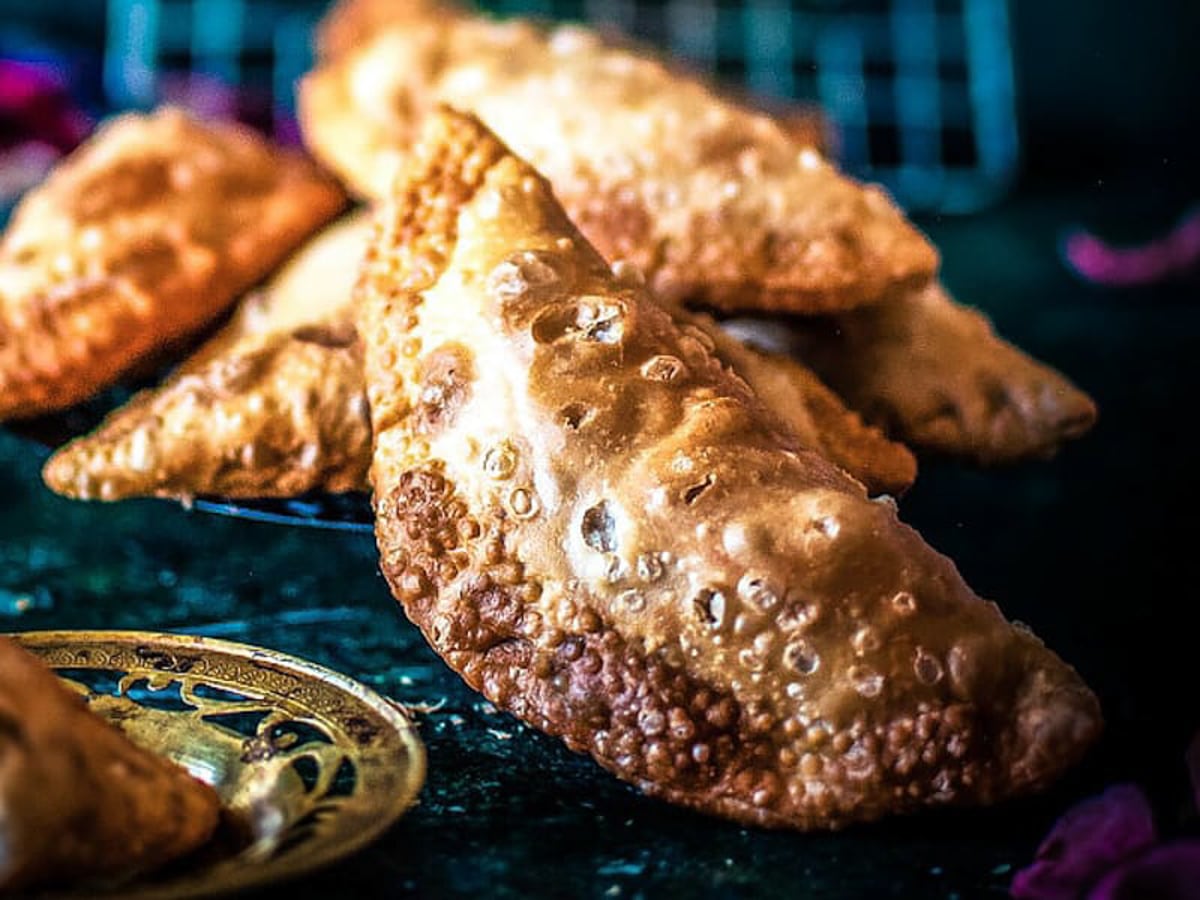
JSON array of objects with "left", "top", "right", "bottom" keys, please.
[
  {"left": 0, "top": 107, "right": 345, "bottom": 421},
  {"left": 357, "top": 109, "right": 1100, "bottom": 830},
  {"left": 300, "top": 6, "right": 937, "bottom": 314}
]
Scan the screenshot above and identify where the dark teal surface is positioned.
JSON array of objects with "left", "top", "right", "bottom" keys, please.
[{"left": 2, "top": 185, "right": 1197, "bottom": 898}]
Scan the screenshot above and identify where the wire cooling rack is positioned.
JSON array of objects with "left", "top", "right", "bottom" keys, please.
[{"left": 103, "top": 0, "right": 1017, "bottom": 212}]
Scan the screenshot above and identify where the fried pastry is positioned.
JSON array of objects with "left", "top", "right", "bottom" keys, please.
[
  {"left": 315, "top": 0, "right": 465, "bottom": 60},
  {"left": 43, "top": 207, "right": 912, "bottom": 501},
  {"left": 748, "top": 282, "right": 1098, "bottom": 464},
  {"left": 0, "top": 636, "right": 221, "bottom": 892},
  {"left": 774, "top": 104, "right": 831, "bottom": 156},
  {"left": 686, "top": 311, "right": 916, "bottom": 496},
  {"left": 0, "top": 106, "right": 345, "bottom": 422},
  {"left": 358, "top": 109, "right": 1100, "bottom": 829},
  {"left": 300, "top": 5, "right": 937, "bottom": 314},
  {"left": 42, "top": 214, "right": 373, "bottom": 502}
]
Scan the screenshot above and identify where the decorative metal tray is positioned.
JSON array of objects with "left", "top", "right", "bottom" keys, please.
[
  {"left": 192, "top": 493, "right": 374, "bottom": 534},
  {"left": 13, "top": 630, "right": 426, "bottom": 900}
]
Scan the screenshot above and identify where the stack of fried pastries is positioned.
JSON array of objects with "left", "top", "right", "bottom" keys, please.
[
  {"left": 43, "top": 208, "right": 914, "bottom": 501},
  {"left": 3, "top": 0, "right": 1104, "bottom": 831},
  {"left": 300, "top": 0, "right": 1096, "bottom": 464}
]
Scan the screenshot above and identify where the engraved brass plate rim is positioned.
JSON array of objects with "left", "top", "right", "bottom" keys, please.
[{"left": 12, "top": 629, "right": 427, "bottom": 900}]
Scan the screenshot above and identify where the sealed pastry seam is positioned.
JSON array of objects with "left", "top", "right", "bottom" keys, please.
[{"left": 359, "top": 109, "right": 1101, "bottom": 829}]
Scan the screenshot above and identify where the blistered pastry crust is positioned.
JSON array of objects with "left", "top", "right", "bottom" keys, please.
[
  {"left": 43, "top": 215, "right": 372, "bottom": 502},
  {"left": 0, "top": 107, "right": 345, "bottom": 421},
  {"left": 301, "top": 10, "right": 937, "bottom": 313},
  {"left": 359, "top": 110, "right": 1100, "bottom": 829},
  {"left": 780, "top": 282, "right": 1099, "bottom": 463},
  {"left": 43, "top": 210, "right": 911, "bottom": 502}
]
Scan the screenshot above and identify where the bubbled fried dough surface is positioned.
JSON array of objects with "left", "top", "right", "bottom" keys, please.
[
  {"left": 42, "top": 208, "right": 905, "bottom": 502},
  {"left": 360, "top": 109, "right": 1101, "bottom": 829},
  {"left": 0, "top": 106, "right": 346, "bottom": 421},
  {"left": 0, "top": 637, "right": 221, "bottom": 892},
  {"left": 301, "top": 10, "right": 937, "bottom": 313},
  {"left": 43, "top": 215, "right": 373, "bottom": 502},
  {"left": 782, "top": 282, "right": 1099, "bottom": 464}
]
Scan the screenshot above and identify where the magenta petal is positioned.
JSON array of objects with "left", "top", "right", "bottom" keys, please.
[
  {"left": 1063, "top": 230, "right": 1172, "bottom": 285},
  {"left": 1011, "top": 785, "right": 1158, "bottom": 900},
  {"left": 1062, "top": 208, "right": 1200, "bottom": 286},
  {"left": 1088, "top": 841, "right": 1200, "bottom": 900}
]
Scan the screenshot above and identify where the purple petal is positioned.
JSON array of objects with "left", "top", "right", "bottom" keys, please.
[
  {"left": 0, "top": 58, "right": 92, "bottom": 152},
  {"left": 1011, "top": 785, "right": 1158, "bottom": 900},
  {"left": 0, "top": 142, "right": 60, "bottom": 206},
  {"left": 1063, "top": 232, "right": 1172, "bottom": 285},
  {"left": 1088, "top": 841, "right": 1200, "bottom": 900},
  {"left": 1062, "top": 209, "right": 1200, "bottom": 287},
  {"left": 0, "top": 59, "right": 66, "bottom": 106}
]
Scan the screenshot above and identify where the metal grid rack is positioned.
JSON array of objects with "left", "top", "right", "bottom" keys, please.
[{"left": 104, "top": 0, "right": 1018, "bottom": 213}]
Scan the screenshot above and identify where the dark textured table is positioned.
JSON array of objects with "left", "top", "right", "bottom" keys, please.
[{"left": 2, "top": 182, "right": 1197, "bottom": 899}]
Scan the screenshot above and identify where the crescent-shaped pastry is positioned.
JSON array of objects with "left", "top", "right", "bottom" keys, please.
[
  {"left": 42, "top": 213, "right": 913, "bottom": 503},
  {"left": 315, "top": 0, "right": 832, "bottom": 152},
  {"left": 359, "top": 109, "right": 1100, "bottom": 829},
  {"left": 731, "top": 282, "right": 1098, "bottom": 464},
  {"left": 0, "top": 106, "right": 345, "bottom": 422},
  {"left": 42, "top": 214, "right": 373, "bottom": 502},
  {"left": 0, "top": 636, "right": 221, "bottom": 892},
  {"left": 299, "top": 4, "right": 937, "bottom": 314}
]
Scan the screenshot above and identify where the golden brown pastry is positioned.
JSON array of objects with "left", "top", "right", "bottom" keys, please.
[
  {"left": 0, "top": 106, "right": 346, "bottom": 422},
  {"left": 42, "top": 207, "right": 912, "bottom": 502},
  {"left": 747, "top": 282, "right": 1099, "bottom": 464},
  {"left": 358, "top": 109, "right": 1100, "bottom": 830},
  {"left": 0, "top": 636, "right": 221, "bottom": 892},
  {"left": 317, "top": 0, "right": 833, "bottom": 152},
  {"left": 315, "top": 0, "right": 465, "bottom": 60},
  {"left": 774, "top": 104, "right": 831, "bottom": 156},
  {"left": 686, "top": 311, "right": 916, "bottom": 496},
  {"left": 300, "top": 5, "right": 937, "bottom": 314},
  {"left": 42, "top": 214, "right": 373, "bottom": 502},
  {"left": 315, "top": 0, "right": 832, "bottom": 153}
]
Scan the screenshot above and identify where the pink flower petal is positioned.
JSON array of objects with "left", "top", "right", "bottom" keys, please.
[
  {"left": 1062, "top": 208, "right": 1200, "bottom": 287},
  {"left": 1088, "top": 841, "right": 1200, "bottom": 900},
  {"left": 1011, "top": 785, "right": 1157, "bottom": 900},
  {"left": 0, "top": 58, "right": 92, "bottom": 152}
]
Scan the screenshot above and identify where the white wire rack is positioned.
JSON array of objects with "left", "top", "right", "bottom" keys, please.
[{"left": 104, "top": 0, "right": 1018, "bottom": 212}]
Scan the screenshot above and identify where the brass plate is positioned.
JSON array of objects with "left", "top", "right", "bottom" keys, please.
[{"left": 12, "top": 630, "right": 426, "bottom": 900}]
